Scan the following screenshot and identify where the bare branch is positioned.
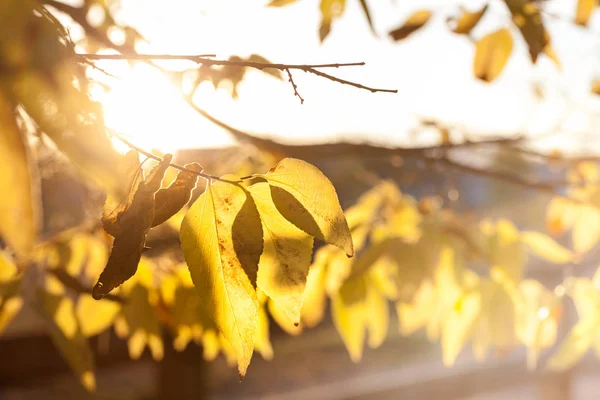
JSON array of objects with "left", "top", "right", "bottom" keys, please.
[{"left": 285, "top": 69, "right": 304, "bottom": 104}]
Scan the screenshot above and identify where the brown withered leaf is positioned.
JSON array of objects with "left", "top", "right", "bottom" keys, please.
[
  {"left": 389, "top": 10, "right": 431, "bottom": 41},
  {"left": 152, "top": 163, "right": 203, "bottom": 227},
  {"left": 503, "top": 0, "right": 546, "bottom": 62},
  {"left": 452, "top": 5, "right": 488, "bottom": 35},
  {"left": 102, "top": 151, "right": 144, "bottom": 237},
  {"left": 93, "top": 155, "right": 172, "bottom": 300}
]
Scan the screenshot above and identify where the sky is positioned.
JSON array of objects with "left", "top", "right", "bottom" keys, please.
[{"left": 60, "top": 0, "right": 600, "bottom": 154}]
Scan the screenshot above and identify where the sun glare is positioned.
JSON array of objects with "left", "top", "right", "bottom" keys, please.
[{"left": 95, "top": 62, "right": 233, "bottom": 154}]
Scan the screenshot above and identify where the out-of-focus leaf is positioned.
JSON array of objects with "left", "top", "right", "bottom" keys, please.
[
  {"left": 258, "top": 158, "right": 353, "bottom": 256},
  {"left": 37, "top": 290, "right": 95, "bottom": 391},
  {"left": 268, "top": 298, "right": 302, "bottom": 335},
  {"left": 485, "top": 219, "right": 526, "bottom": 284},
  {"left": 250, "top": 182, "right": 313, "bottom": 324},
  {"left": 503, "top": 0, "right": 546, "bottom": 62},
  {"left": 180, "top": 175, "right": 263, "bottom": 379},
  {"left": 267, "top": 0, "right": 297, "bottom": 6},
  {"left": 301, "top": 256, "right": 328, "bottom": 327},
  {"left": 546, "top": 197, "right": 577, "bottom": 236},
  {"left": 473, "top": 28, "right": 513, "bottom": 82},
  {"left": 76, "top": 294, "right": 121, "bottom": 337},
  {"left": 548, "top": 318, "right": 596, "bottom": 370},
  {"left": 365, "top": 283, "right": 388, "bottom": 349},
  {"left": 573, "top": 205, "right": 600, "bottom": 254},
  {"left": 389, "top": 10, "right": 431, "bottom": 41},
  {"left": 332, "top": 276, "right": 367, "bottom": 362},
  {"left": 520, "top": 231, "right": 574, "bottom": 263},
  {"left": 359, "top": 0, "right": 376, "bottom": 35},
  {"left": 452, "top": 5, "right": 488, "bottom": 34},
  {"left": 319, "top": 0, "right": 346, "bottom": 42},
  {"left": 254, "top": 305, "right": 274, "bottom": 360},
  {"left": 247, "top": 55, "right": 283, "bottom": 81},
  {"left": 0, "top": 254, "right": 22, "bottom": 334},
  {"left": 441, "top": 290, "right": 481, "bottom": 366},
  {"left": 114, "top": 283, "right": 163, "bottom": 360},
  {"left": 515, "top": 280, "right": 559, "bottom": 369},
  {"left": 0, "top": 90, "right": 40, "bottom": 257},
  {"left": 397, "top": 280, "right": 436, "bottom": 335},
  {"left": 575, "top": 0, "right": 597, "bottom": 26}
]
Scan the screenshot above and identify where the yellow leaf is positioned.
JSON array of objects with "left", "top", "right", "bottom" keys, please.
[
  {"left": 268, "top": 298, "right": 302, "bottom": 335},
  {"left": 397, "top": 280, "right": 436, "bottom": 336},
  {"left": 319, "top": 0, "right": 346, "bottom": 41},
  {"left": 250, "top": 182, "right": 313, "bottom": 325},
  {"left": 575, "top": 0, "right": 597, "bottom": 26},
  {"left": 503, "top": 0, "right": 546, "bottom": 62},
  {"left": 546, "top": 197, "right": 577, "bottom": 235},
  {"left": 116, "top": 284, "right": 163, "bottom": 361},
  {"left": 365, "top": 285, "right": 388, "bottom": 349},
  {"left": 389, "top": 10, "right": 431, "bottom": 41},
  {"left": 301, "top": 261, "right": 327, "bottom": 328},
  {"left": 486, "top": 219, "right": 526, "bottom": 283},
  {"left": 592, "top": 79, "right": 600, "bottom": 95},
  {"left": 259, "top": 158, "right": 353, "bottom": 256},
  {"left": 452, "top": 5, "right": 488, "bottom": 34},
  {"left": 0, "top": 90, "right": 40, "bottom": 257},
  {"left": 0, "top": 296, "right": 23, "bottom": 334},
  {"left": 573, "top": 205, "right": 600, "bottom": 254},
  {"left": 520, "top": 231, "right": 574, "bottom": 263},
  {"left": 180, "top": 176, "right": 263, "bottom": 378},
  {"left": 76, "top": 294, "right": 121, "bottom": 337},
  {"left": 332, "top": 276, "right": 367, "bottom": 362},
  {"left": 37, "top": 290, "right": 95, "bottom": 391},
  {"left": 516, "top": 280, "right": 559, "bottom": 369},
  {"left": 268, "top": 0, "right": 297, "bottom": 6},
  {"left": 547, "top": 318, "right": 596, "bottom": 370},
  {"left": 254, "top": 305, "right": 274, "bottom": 360},
  {"left": 473, "top": 28, "right": 513, "bottom": 82},
  {"left": 441, "top": 290, "right": 481, "bottom": 366}
]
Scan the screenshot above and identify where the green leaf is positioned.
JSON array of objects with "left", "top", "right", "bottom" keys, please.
[
  {"left": 180, "top": 176, "right": 263, "bottom": 378},
  {"left": 37, "top": 290, "right": 96, "bottom": 391},
  {"left": 0, "top": 90, "right": 40, "bottom": 257},
  {"left": 473, "top": 28, "right": 513, "bottom": 82},
  {"left": 258, "top": 158, "right": 353, "bottom": 256},
  {"left": 388, "top": 10, "right": 431, "bottom": 41},
  {"left": 249, "top": 182, "right": 313, "bottom": 325},
  {"left": 521, "top": 231, "right": 574, "bottom": 263}
]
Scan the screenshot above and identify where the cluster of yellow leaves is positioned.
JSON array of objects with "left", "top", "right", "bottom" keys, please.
[{"left": 180, "top": 158, "right": 353, "bottom": 377}]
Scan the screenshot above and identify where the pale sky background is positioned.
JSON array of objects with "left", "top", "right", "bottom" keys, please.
[{"left": 60, "top": 0, "right": 600, "bottom": 154}]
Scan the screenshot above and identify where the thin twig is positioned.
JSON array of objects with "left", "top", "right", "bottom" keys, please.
[
  {"left": 286, "top": 69, "right": 304, "bottom": 104},
  {"left": 108, "top": 131, "right": 242, "bottom": 184},
  {"left": 306, "top": 67, "right": 397, "bottom": 93}
]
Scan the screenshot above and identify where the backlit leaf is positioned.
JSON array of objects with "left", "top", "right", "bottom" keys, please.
[
  {"left": 37, "top": 290, "right": 95, "bottom": 391},
  {"left": 332, "top": 276, "right": 367, "bottom": 362},
  {"left": 250, "top": 182, "right": 313, "bottom": 325},
  {"left": 521, "top": 231, "right": 574, "bottom": 263},
  {"left": 259, "top": 158, "right": 353, "bottom": 256},
  {"left": 575, "top": 0, "right": 597, "bottom": 26},
  {"left": 573, "top": 205, "right": 600, "bottom": 254},
  {"left": 547, "top": 318, "right": 596, "bottom": 370},
  {"left": 503, "top": 0, "right": 546, "bottom": 62},
  {"left": 268, "top": 298, "right": 302, "bottom": 335},
  {"left": 441, "top": 290, "right": 481, "bottom": 366},
  {"left": 473, "top": 28, "right": 513, "bottom": 82},
  {"left": 389, "top": 10, "right": 431, "bottom": 41},
  {"left": 267, "top": 0, "right": 297, "bottom": 6},
  {"left": 76, "top": 294, "right": 121, "bottom": 337},
  {"left": 300, "top": 257, "right": 328, "bottom": 327},
  {"left": 115, "top": 283, "right": 163, "bottom": 361},
  {"left": 319, "top": 0, "right": 346, "bottom": 42},
  {"left": 0, "top": 90, "right": 40, "bottom": 257},
  {"left": 180, "top": 175, "right": 263, "bottom": 378},
  {"left": 254, "top": 305, "right": 274, "bottom": 360},
  {"left": 152, "top": 163, "right": 202, "bottom": 227},
  {"left": 452, "top": 5, "right": 488, "bottom": 35}
]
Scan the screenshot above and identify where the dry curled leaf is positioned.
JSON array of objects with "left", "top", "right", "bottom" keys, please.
[
  {"left": 152, "top": 163, "right": 202, "bottom": 227},
  {"left": 93, "top": 155, "right": 172, "bottom": 299}
]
